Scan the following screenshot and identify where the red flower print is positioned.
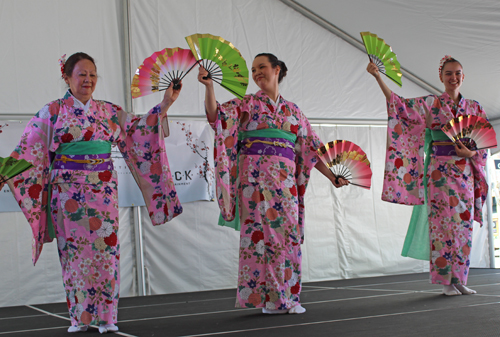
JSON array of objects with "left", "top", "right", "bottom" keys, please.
[
  {"left": 474, "top": 188, "right": 481, "bottom": 198},
  {"left": 13, "top": 178, "right": 24, "bottom": 188},
  {"left": 146, "top": 114, "right": 158, "bottom": 126},
  {"left": 460, "top": 210, "right": 471, "bottom": 221},
  {"left": 28, "top": 184, "right": 42, "bottom": 199},
  {"left": 61, "top": 133, "right": 74, "bottom": 143},
  {"left": 403, "top": 173, "right": 412, "bottom": 184},
  {"left": 298, "top": 184, "right": 306, "bottom": 196},
  {"left": 224, "top": 136, "right": 235, "bottom": 148},
  {"left": 290, "top": 284, "right": 300, "bottom": 294},
  {"left": 81, "top": 311, "right": 92, "bottom": 325},
  {"left": 64, "top": 199, "right": 79, "bottom": 213},
  {"left": 221, "top": 119, "right": 227, "bottom": 129},
  {"left": 290, "top": 124, "right": 299, "bottom": 135},
  {"left": 266, "top": 208, "right": 278, "bottom": 221},
  {"left": 266, "top": 103, "right": 274, "bottom": 112},
  {"left": 435, "top": 257, "right": 447, "bottom": 268},
  {"left": 257, "top": 122, "right": 268, "bottom": 130},
  {"left": 455, "top": 158, "right": 466, "bottom": 166},
  {"left": 89, "top": 217, "right": 102, "bottom": 231},
  {"left": 83, "top": 129, "right": 93, "bottom": 141},
  {"left": 150, "top": 162, "right": 162, "bottom": 175},
  {"left": 289, "top": 185, "right": 298, "bottom": 197},
  {"left": 248, "top": 293, "right": 262, "bottom": 306},
  {"left": 104, "top": 232, "right": 117, "bottom": 246},
  {"left": 66, "top": 297, "right": 71, "bottom": 309},
  {"left": 431, "top": 170, "right": 442, "bottom": 181},
  {"left": 98, "top": 171, "right": 112, "bottom": 182},
  {"left": 449, "top": 196, "right": 459, "bottom": 207},
  {"left": 230, "top": 166, "right": 238, "bottom": 178},
  {"left": 279, "top": 169, "right": 288, "bottom": 181},
  {"left": 251, "top": 231, "right": 264, "bottom": 244},
  {"left": 163, "top": 203, "right": 170, "bottom": 216},
  {"left": 152, "top": 193, "right": 163, "bottom": 200},
  {"left": 394, "top": 158, "right": 404, "bottom": 169}
]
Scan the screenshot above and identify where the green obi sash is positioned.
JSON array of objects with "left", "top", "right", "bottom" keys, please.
[
  {"left": 47, "top": 141, "right": 111, "bottom": 239},
  {"left": 218, "top": 129, "right": 297, "bottom": 231},
  {"left": 402, "top": 129, "right": 448, "bottom": 260}
]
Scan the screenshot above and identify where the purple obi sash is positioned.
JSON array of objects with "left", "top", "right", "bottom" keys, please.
[
  {"left": 432, "top": 143, "right": 457, "bottom": 156},
  {"left": 238, "top": 137, "right": 296, "bottom": 161},
  {"left": 53, "top": 153, "right": 113, "bottom": 171}
]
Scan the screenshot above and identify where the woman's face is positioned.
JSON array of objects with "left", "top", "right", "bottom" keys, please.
[
  {"left": 251, "top": 56, "right": 280, "bottom": 91},
  {"left": 440, "top": 61, "right": 464, "bottom": 93},
  {"left": 65, "top": 59, "right": 97, "bottom": 104}
]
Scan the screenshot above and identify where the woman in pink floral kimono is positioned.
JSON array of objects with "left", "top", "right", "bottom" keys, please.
[
  {"left": 198, "top": 53, "right": 348, "bottom": 314},
  {"left": 0, "top": 53, "right": 183, "bottom": 333},
  {"left": 367, "top": 56, "right": 488, "bottom": 296}
]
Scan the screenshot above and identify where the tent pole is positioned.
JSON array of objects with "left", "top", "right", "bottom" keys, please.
[
  {"left": 486, "top": 152, "right": 496, "bottom": 268},
  {"left": 123, "top": 0, "right": 133, "bottom": 113},
  {"left": 280, "top": 0, "right": 442, "bottom": 96},
  {"left": 133, "top": 206, "right": 146, "bottom": 296}
]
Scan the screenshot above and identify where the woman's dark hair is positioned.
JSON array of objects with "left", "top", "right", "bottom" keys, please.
[
  {"left": 255, "top": 53, "right": 288, "bottom": 83},
  {"left": 63, "top": 52, "right": 96, "bottom": 77}
]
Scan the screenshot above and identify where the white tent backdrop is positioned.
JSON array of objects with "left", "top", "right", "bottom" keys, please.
[{"left": 0, "top": 0, "right": 493, "bottom": 307}]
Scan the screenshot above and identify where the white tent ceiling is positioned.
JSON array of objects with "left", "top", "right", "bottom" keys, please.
[{"left": 284, "top": 0, "right": 500, "bottom": 122}]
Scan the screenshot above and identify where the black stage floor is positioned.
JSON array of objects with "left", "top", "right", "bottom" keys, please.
[{"left": 2, "top": 269, "right": 500, "bottom": 336}]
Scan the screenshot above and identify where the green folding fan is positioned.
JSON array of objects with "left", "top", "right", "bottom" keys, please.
[
  {"left": 0, "top": 156, "right": 33, "bottom": 184},
  {"left": 360, "top": 31, "right": 403, "bottom": 87},
  {"left": 185, "top": 33, "right": 249, "bottom": 99}
]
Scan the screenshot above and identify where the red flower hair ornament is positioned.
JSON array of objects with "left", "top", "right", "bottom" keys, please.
[{"left": 58, "top": 54, "right": 66, "bottom": 79}]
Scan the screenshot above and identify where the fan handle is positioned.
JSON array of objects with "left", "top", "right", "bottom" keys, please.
[{"left": 171, "top": 79, "right": 181, "bottom": 90}]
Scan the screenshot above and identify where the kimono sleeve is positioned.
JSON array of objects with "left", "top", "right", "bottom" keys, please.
[
  {"left": 293, "top": 105, "right": 322, "bottom": 244},
  {"left": 382, "top": 92, "right": 429, "bottom": 205},
  {"left": 117, "top": 104, "right": 182, "bottom": 225},
  {"left": 7, "top": 101, "right": 60, "bottom": 265},
  {"left": 469, "top": 101, "right": 489, "bottom": 224},
  {"left": 208, "top": 98, "right": 241, "bottom": 222}
]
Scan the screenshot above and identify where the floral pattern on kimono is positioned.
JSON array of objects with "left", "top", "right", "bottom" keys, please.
[
  {"left": 382, "top": 91, "right": 488, "bottom": 285},
  {"left": 209, "top": 90, "right": 321, "bottom": 310},
  {"left": 7, "top": 90, "right": 182, "bottom": 326}
]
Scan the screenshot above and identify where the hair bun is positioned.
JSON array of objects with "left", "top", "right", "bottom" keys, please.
[{"left": 278, "top": 60, "right": 288, "bottom": 79}]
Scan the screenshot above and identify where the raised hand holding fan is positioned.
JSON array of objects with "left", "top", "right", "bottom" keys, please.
[
  {"left": 0, "top": 123, "right": 34, "bottom": 184},
  {"left": 185, "top": 33, "right": 249, "bottom": 99},
  {"left": 0, "top": 156, "right": 33, "bottom": 184},
  {"left": 360, "top": 31, "right": 403, "bottom": 87},
  {"left": 317, "top": 140, "right": 372, "bottom": 189},
  {"left": 441, "top": 115, "right": 497, "bottom": 150},
  {"left": 131, "top": 47, "right": 198, "bottom": 99}
]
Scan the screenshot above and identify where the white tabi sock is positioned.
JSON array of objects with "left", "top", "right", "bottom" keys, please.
[
  {"left": 99, "top": 324, "right": 108, "bottom": 334},
  {"left": 262, "top": 308, "right": 289, "bottom": 314},
  {"left": 454, "top": 284, "right": 477, "bottom": 295},
  {"left": 288, "top": 304, "right": 306, "bottom": 314},
  {"left": 442, "top": 284, "right": 462, "bottom": 296},
  {"left": 67, "top": 325, "right": 88, "bottom": 333}
]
